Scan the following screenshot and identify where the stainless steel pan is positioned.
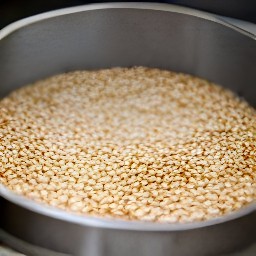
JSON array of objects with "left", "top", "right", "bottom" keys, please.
[{"left": 0, "top": 3, "right": 256, "bottom": 256}]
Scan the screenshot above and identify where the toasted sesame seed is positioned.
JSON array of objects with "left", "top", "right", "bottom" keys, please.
[{"left": 1, "top": 67, "right": 255, "bottom": 223}]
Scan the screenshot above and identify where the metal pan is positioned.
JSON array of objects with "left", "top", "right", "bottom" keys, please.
[{"left": 0, "top": 3, "right": 256, "bottom": 256}]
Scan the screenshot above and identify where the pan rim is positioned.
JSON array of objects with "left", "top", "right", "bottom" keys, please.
[
  {"left": 1, "top": 184, "right": 256, "bottom": 231},
  {"left": 0, "top": 2, "right": 255, "bottom": 40}
]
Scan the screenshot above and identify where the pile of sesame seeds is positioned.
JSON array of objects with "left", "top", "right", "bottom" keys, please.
[{"left": 0, "top": 67, "right": 255, "bottom": 223}]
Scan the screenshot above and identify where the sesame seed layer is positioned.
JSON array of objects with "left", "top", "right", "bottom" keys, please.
[{"left": 0, "top": 67, "right": 255, "bottom": 222}]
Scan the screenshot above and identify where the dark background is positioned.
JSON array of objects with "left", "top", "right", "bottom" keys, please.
[{"left": 1, "top": 0, "right": 256, "bottom": 29}]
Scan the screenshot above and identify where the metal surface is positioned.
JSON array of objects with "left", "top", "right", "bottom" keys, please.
[
  {"left": 170, "top": 0, "right": 256, "bottom": 22},
  {"left": 0, "top": 3, "right": 256, "bottom": 256}
]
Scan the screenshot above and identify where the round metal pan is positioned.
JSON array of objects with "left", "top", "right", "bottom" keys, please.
[{"left": 0, "top": 3, "right": 256, "bottom": 256}]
